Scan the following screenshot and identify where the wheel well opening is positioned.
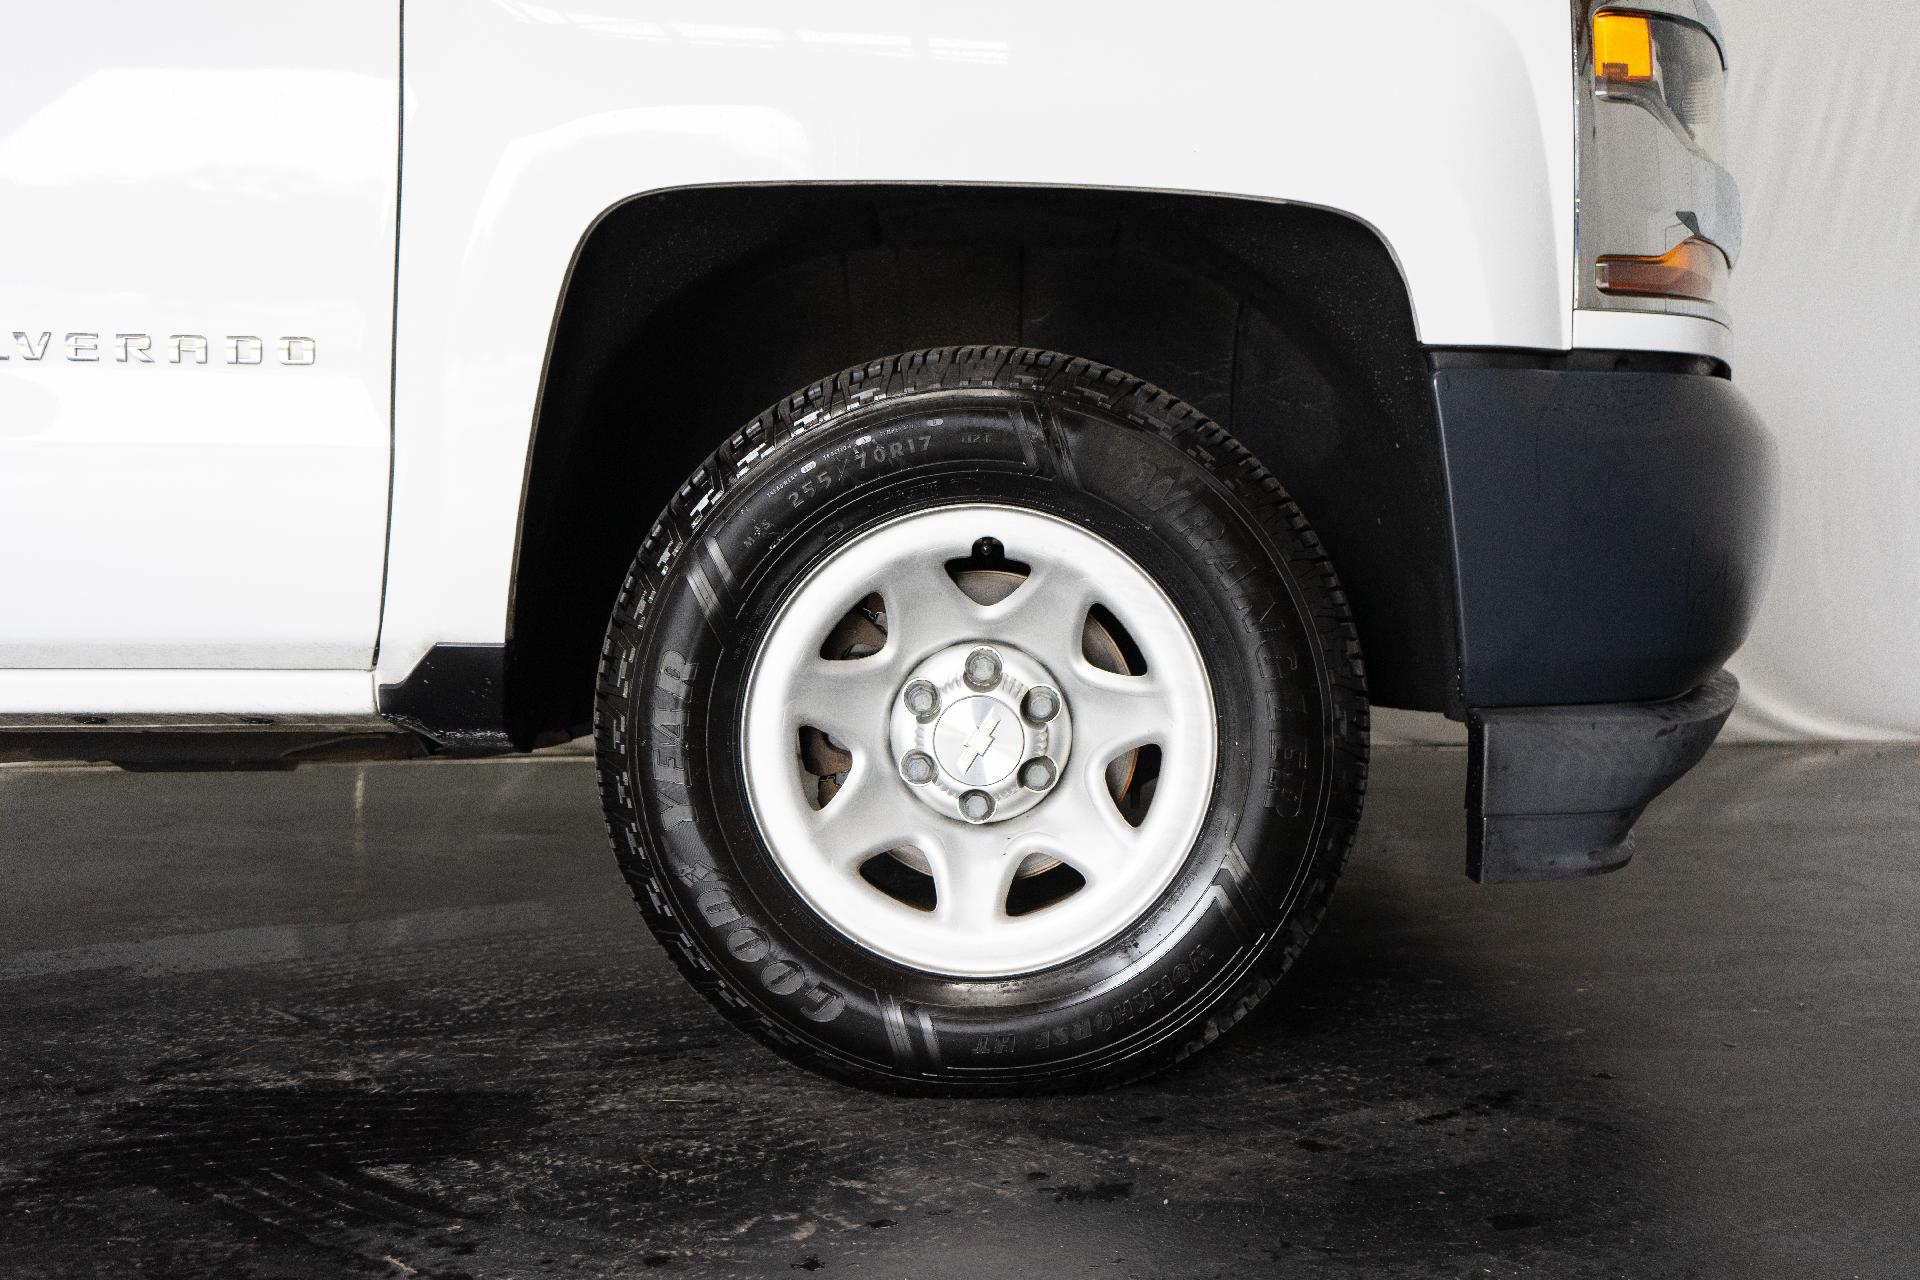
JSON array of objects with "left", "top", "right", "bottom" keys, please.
[{"left": 507, "top": 185, "right": 1453, "bottom": 747}]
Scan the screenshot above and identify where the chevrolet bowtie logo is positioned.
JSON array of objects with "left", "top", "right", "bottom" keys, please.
[{"left": 958, "top": 713, "right": 1002, "bottom": 772}]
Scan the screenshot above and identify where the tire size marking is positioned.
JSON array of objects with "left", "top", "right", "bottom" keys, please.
[
  {"left": 849, "top": 434, "right": 934, "bottom": 469},
  {"left": 782, "top": 434, "right": 938, "bottom": 510},
  {"left": 784, "top": 465, "right": 839, "bottom": 508}
]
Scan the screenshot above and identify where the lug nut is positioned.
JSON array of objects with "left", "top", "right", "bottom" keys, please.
[
  {"left": 958, "top": 790, "right": 995, "bottom": 823},
  {"left": 963, "top": 647, "right": 1002, "bottom": 690},
  {"left": 1018, "top": 757, "right": 1057, "bottom": 791},
  {"left": 1021, "top": 686, "right": 1060, "bottom": 724},
  {"left": 901, "top": 751, "right": 937, "bottom": 785},
  {"left": 902, "top": 679, "right": 939, "bottom": 720}
]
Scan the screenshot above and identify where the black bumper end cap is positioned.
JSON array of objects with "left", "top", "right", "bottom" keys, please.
[{"left": 1465, "top": 671, "right": 1739, "bottom": 884}]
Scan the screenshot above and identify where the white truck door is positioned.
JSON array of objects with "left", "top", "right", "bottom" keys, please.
[{"left": 0, "top": 4, "right": 398, "bottom": 671}]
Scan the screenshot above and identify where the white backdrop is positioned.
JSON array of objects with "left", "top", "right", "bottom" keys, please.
[
  {"left": 1382, "top": 0, "right": 1920, "bottom": 746},
  {"left": 1717, "top": 0, "right": 1920, "bottom": 740}
]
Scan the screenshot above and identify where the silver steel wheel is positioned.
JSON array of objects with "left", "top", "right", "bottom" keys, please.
[{"left": 742, "top": 503, "right": 1217, "bottom": 978}]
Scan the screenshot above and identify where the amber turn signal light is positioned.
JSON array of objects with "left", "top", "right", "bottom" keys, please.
[
  {"left": 1595, "top": 237, "right": 1728, "bottom": 303},
  {"left": 1594, "top": 11, "right": 1654, "bottom": 83}
]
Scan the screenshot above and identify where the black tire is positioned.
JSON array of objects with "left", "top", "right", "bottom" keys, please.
[{"left": 595, "top": 346, "right": 1367, "bottom": 1094}]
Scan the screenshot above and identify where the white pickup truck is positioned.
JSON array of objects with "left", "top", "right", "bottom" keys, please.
[{"left": 1, "top": 2, "right": 1772, "bottom": 1092}]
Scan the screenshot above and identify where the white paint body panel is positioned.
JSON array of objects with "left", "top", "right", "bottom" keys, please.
[
  {"left": 0, "top": 670, "right": 376, "bottom": 718},
  {"left": 0, "top": 3, "right": 397, "bottom": 684}
]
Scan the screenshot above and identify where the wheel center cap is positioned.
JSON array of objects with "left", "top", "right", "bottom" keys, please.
[
  {"left": 889, "top": 641, "right": 1073, "bottom": 825},
  {"left": 933, "top": 696, "right": 1021, "bottom": 785}
]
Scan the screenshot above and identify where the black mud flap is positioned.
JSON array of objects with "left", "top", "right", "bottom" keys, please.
[{"left": 1466, "top": 671, "right": 1738, "bottom": 884}]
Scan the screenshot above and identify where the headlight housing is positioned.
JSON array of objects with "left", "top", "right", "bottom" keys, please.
[
  {"left": 1577, "top": 4, "right": 1740, "bottom": 316},
  {"left": 1594, "top": 11, "right": 1726, "bottom": 163}
]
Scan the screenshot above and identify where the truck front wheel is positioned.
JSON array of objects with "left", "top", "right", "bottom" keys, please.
[{"left": 595, "top": 347, "right": 1367, "bottom": 1093}]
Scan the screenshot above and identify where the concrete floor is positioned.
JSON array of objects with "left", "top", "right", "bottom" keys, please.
[{"left": 0, "top": 745, "right": 1915, "bottom": 1279}]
